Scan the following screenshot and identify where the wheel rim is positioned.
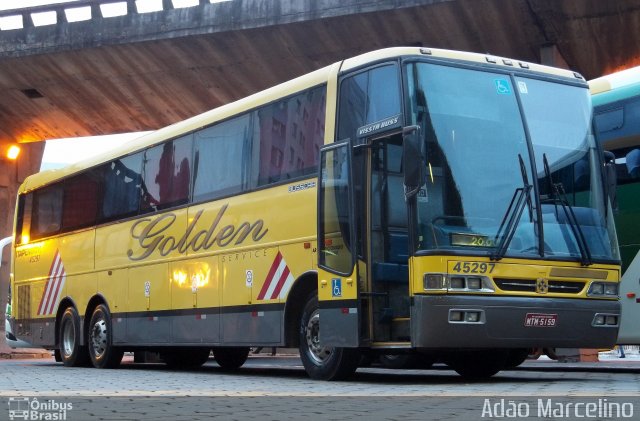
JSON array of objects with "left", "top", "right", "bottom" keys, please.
[
  {"left": 90, "top": 317, "right": 108, "bottom": 360},
  {"left": 305, "top": 309, "right": 333, "bottom": 365},
  {"left": 61, "top": 319, "right": 75, "bottom": 358}
]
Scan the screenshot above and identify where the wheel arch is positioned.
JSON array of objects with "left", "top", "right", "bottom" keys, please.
[{"left": 283, "top": 270, "right": 317, "bottom": 348}]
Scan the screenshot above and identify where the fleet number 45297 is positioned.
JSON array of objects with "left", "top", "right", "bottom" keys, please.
[{"left": 452, "top": 261, "right": 495, "bottom": 274}]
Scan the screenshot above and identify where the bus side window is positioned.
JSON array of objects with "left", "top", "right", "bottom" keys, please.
[
  {"left": 101, "top": 153, "right": 144, "bottom": 221},
  {"left": 31, "top": 185, "right": 63, "bottom": 239}
]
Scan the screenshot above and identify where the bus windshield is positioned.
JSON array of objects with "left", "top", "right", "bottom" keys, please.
[{"left": 406, "top": 62, "right": 619, "bottom": 262}]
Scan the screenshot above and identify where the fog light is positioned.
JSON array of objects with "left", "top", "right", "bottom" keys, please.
[
  {"left": 450, "top": 277, "right": 465, "bottom": 289},
  {"left": 467, "top": 277, "right": 482, "bottom": 290},
  {"left": 466, "top": 312, "right": 480, "bottom": 323},
  {"left": 424, "top": 273, "right": 446, "bottom": 290},
  {"left": 593, "top": 315, "right": 605, "bottom": 326},
  {"left": 450, "top": 311, "right": 463, "bottom": 322},
  {"left": 605, "top": 315, "right": 618, "bottom": 326}
]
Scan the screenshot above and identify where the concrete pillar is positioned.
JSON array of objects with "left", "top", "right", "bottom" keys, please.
[
  {"left": 56, "top": 9, "right": 68, "bottom": 24},
  {"left": 540, "top": 44, "right": 570, "bottom": 70},
  {"left": 127, "top": 0, "right": 137, "bottom": 15},
  {"left": 91, "top": 3, "right": 102, "bottom": 19},
  {"left": 21, "top": 12, "right": 34, "bottom": 28}
]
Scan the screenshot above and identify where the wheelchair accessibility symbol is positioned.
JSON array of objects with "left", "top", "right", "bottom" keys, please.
[
  {"left": 332, "top": 278, "right": 342, "bottom": 297},
  {"left": 494, "top": 79, "right": 511, "bottom": 95}
]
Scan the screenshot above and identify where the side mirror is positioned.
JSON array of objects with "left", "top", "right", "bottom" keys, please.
[
  {"left": 403, "top": 125, "right": 426, "bottom": 199},
  {"left": 603, "top": 150, "right": 617, "bottom": 211}
]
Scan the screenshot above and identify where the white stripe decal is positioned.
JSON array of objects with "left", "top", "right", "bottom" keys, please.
[
  {"left": 40, "top": 253, "right": 61, "bottom": 315},
  {"left": 40, "top": 251, "right": 67, "bottom": 316},
  {"left": 44, "top": 257, "right": 64, "bottom": 315},
  {"left": 278, "top": 271, "right": 295, "bottom": 299},
  {"left": 264, "top": 260, "right": 285, "bottom": 300}
]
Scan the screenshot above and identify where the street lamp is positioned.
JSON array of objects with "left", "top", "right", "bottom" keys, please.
[{"left": 6, "top": 145, "right": 20, "bottom": 160}]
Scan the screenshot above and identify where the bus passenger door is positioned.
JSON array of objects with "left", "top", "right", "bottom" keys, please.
[
  {"left": 367, "top": 133, "right": 411, "bottom": 344},
  {"left": 317, "top": 142, "right": 363, "bottom": 347}
]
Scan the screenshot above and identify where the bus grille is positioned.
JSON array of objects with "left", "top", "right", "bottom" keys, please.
[{"left": 494, "top": 278, "right": 586, "bottom": 294}]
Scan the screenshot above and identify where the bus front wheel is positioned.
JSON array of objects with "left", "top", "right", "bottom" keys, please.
[
  {"left": 161, "top": 348, "right": 211, "bottom": 368},
  {"left": 88, "top": 304, "right": 123, "bottom": 369},
  {"left": 59, "top": 306, "right": 90, "bottom": 367},
  {"left": 298, "top": 292, "right": 359, "bottom": 380},
  {"left": 447, "top": 349, "right": 508, "bottom": 379}
]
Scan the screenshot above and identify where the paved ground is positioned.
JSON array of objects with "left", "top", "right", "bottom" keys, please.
[{"left": 1, "top": 353, "right": 639, "bottom": 420}]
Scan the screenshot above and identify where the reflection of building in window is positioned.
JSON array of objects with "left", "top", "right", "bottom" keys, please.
[
  {"left": 153, "top": 141, "right": 191, "bottom": 206},
  {"left": 626, "top": 149, "right": 640, "bottom": 178},
  {"left": 257, "top": 86, "right": 325, "bottom": 184},
  {"left": 103, "top": 158, "right": 143, "bottom": 219}
]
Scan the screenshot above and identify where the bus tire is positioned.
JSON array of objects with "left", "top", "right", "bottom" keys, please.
[
  {"left": 298, "top": 292, "right": 359, "bottom": 380},
  {"left": 213, "top": 347, "right": 250, "bottom": 370},
  {"left": 161, "top": 348, "right": 211, "bottom": 368},
  {"left": 88, "top": 304, "right": 123, "bottom": 369},
  {"left": 379, "top": 353, "right": 434, "bottom": 369},
  {"left": 447, "top": 349, "right": 508, "bottom": 379},
  {"left": 59, "top": 306, "right": 90, "bottom": 367},
  {"left": 504, "top": 348, "right": 530, "bottom": 368}
]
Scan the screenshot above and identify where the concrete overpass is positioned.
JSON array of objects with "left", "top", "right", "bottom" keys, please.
[{"left": 0, "top": 0, "right": 639, "bottom": 315}]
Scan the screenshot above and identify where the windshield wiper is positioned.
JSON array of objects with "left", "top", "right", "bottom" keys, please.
[
  {"left": 542, "top": 154, "right": 592, "bottom": 266},
  {"left": 491, "top": 154, "right": 532, "bottom": 261}
]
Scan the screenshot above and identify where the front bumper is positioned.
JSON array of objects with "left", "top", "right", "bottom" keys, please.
[{"left": 411, "top": 295, "right": 619, "bottom": 349}]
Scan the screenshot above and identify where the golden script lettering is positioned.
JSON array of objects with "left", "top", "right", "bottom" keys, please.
[{"left": 127, "top": 204, "right": 268, "bottom": 260}]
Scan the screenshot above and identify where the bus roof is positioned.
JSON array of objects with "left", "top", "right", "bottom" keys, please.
[
  {"left": 590, "top": 66, "right": 640, "bottom": 107},
  {"left": 20, "top": 46, "right": 583, "bottom": 194}
]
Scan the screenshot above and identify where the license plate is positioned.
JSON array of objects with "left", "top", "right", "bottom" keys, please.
[{"left": 524, "top": 313, "right": 557, "bottom": 327}]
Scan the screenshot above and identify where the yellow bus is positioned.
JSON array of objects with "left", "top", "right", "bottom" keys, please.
[{"left": 8, "top": 47, "right": 621, "bottom": 380}]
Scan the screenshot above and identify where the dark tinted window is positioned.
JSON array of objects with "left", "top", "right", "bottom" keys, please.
[
  {"left": 15, "top": 194, "right": 32, "bottom": 244},
  {"left": 101, "top": 152, "right": 144, "bottom": 221},
  {"left": 142, "top": 135, "right": 193, "bottom": 211},
  {"left": 62, "top": 172, "right": 100, "bottom": 230},
  {"left": 32, "top": 185, "right": 63, "bottom": 239},
  {"left": 338, "top": 64, "right": 401, "bottom": 141},
  {"left": 254, "top": 86, "right": 326, "bottom": 185},
  {"left": 193, "top": 114, "right": 252, "bottom": 202}
]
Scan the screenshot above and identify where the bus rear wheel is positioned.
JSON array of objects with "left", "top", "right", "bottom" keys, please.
[
  {"left": 88, "top": 304, "right": 123, "bottom": 369},
  {"left": 298, "top": 293, "right": 359, "bottom": 380},
  {"left": 59, "top": 306, "right": 90, "bottom": 367},
  {"left": 213, "top": 347, "right": 250, "bottom": 370}
]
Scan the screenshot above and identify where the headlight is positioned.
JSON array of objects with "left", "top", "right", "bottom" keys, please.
[
  {"left": 588, "top": 282, "right": 618, "bottom": 297},
  {"left": 423, "top": 273, "right": 494, "bottom": 292},
  {"left": 424, "top": 273, "right": 447, "bottom": 290}
]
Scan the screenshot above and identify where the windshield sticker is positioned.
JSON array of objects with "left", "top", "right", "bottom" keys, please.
[
  {"left": 494, "top": 79, "right": 511, "bottom": 95},
  {"left": 518, "top": 81, "right": 529, "bottom": 94},
  {"left": 418, "top": 187, "right": 428, "bottom": 203}
]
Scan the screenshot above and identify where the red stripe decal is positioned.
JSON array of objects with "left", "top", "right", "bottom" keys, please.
[
  {"left": 44, "top": 256, "right": 64, "bottom": 315},
  {"left": 257, "top": 252, "right": 282, "bottom": 300},
  {"left": 38, "top": 252, "right": 60, "bottom": 315},
  {"left": 46, "top": 267, "right": 65, "bottom": 315},
  {"left": 270, "top": 265, "right": 290, "bottom": 299}
]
